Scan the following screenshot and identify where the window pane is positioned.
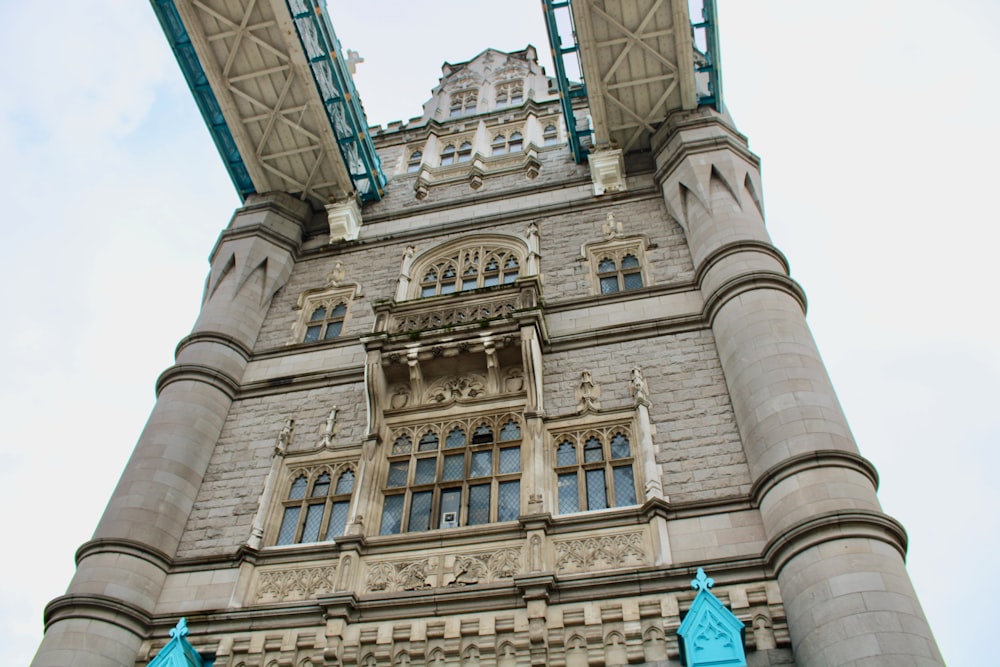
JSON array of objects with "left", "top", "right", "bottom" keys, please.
[
  {"left": 623, "top": 272, "right": 644, "bottom": 290},
  {"left": 392, "top": 435, "right": 412, "bottom": 454},
  {"left": 610, "top": 433, "right": 631, "bottom": 459},
  {"left": 621, "top": 254, "right": 640, "bottom": 269},
  {"left": 330, "top": 303, "right": 347, "bottom": 317},
  {"left": 502, "top": 270, "right": 518, "bottom": 284},
  {"left": 499, "top": 420, "right": 521, "bottom": 441},
  {"left": 557, "top": 441, "right": 576, "bottom": 466},
  {"left": 276, "top": 506, "right": 300, "bottom": 545},
  {"left": 598, "top": 258, "right": 616, "bottom": 273},
  {"left": 483, "top": 274, "right": 499, "bottom": 287},
  {"left": 289, "top": 476, "right": 308, "bottom": 500},
  {"left": 472, "top": 424, "right": 493, "bottom": 444},
  {"left": 310, "top": 307, "right": 327, "bottom": 321},
  {"left": 408, "top": 491, "right": 433, "bottom": 532},
  {"left": 440, "top": 281, "right": 456, "bottom": 294},
  {"left": 387, "top": 461, "right": 409, "bottom": 487},
  {"left": 600, "top": 276, "right": 620, "bottom": 294},
  {"left": 440, "top": 488, "right": 461, "bottom": 527},
  {"left": 421, "top": 285, "right": 437, "bottom": 297},
  {"left": 414, "top": 457, "right": 436, "bottom": 484},
  {"left": 301, "top": 503, "right": 325, "bottom": 542},
  {"left": 586, "top": 469, "right": 608, "bottom": 510},
  {"left": 445, "top": 427, "right": 466, "bottom": 448},
  {"left": 498, "top": 480, "right": 520, "bottom": 521},
  {"left": 326, "top": 501, "right": 350, "bottom": 539},
  {"left": 613, "top": 466, "right": 637, "bottom": 507},
  {"left": 311, "top": 473, "right": 331, "bottom": 497},
  {"left": 558, "top": 473, "right": 579, "bottom": 514},
  {"left": 468, "top": 484, "right": 491, "bottom": 525},
  {"left": 442, "top": 454, "right": 464, "bottom": 481},
  {"left": 499, "top": 446, "right": 520, "bottom": 474},
  {"left": 584, "top": 436, "right": 604, "bottom": 462},
  {"left": 418, "top": 432, "right": 439, "bottom": 451},
  {"left": 323, "top": 321, "right": 343, "bottom": 339},
  {"left": 470, "top": 451, "right": 492, "bottom": 478},
  {"left": 304, "top": 325, "right": 322, "bottom": 342},
  {"left": 335, "top": 470, "right": 355, "bottom": 494},
  {"left": 461, "top": 279, "right": 478, "bottom": 291},
  {"left": 380, "top": 495, "right": 404, "bottom": 535}
]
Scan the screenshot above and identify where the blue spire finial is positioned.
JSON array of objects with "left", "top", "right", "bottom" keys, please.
[
  {"left": 169, "top": 617, "right": 189, "bottom": 640},
  {"left": 691, "top": 567, "right": 714, "bottom": 591}
]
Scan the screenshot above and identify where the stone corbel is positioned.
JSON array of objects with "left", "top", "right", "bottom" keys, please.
[
  {"left": 588, "top": 147, "right": 627, "bottom": 196},
  {"left": 326, "top": 198, "right": 363, "bottom": 243}
]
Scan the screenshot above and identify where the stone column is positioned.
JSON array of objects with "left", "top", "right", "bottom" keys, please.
[
  {"left": 652, "top": 110, "right": 942, "bottom": 666},
  {"left": 32, "top": 193, "right": 311, "bottom": 667}
]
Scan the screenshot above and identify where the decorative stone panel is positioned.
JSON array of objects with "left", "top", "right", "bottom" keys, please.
[
  {"left": 553, "top": 531, "right": 647, "bottom": 574},
  {"left": 365, "top": 547, "right": 522, "bottom": 592},
  {"left": 254, "top": 561, "right": 339, "bottom": 603}
]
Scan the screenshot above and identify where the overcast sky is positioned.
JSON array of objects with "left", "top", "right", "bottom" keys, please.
[{"left": 1, "top": 1, "right": 996, "bottom": 664}]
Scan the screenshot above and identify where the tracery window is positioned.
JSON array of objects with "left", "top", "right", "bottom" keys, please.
[
  {"left": 303, "top": 302, "right": 347, "bottom": 342},
  {"left": 418, "top": 244, "right": 521, "bottom": 297},
  {"left": 598, "top": 254, "right": 643, "bottom": 294},
  {"left": 276, "top": 467, "right": 355, "bottom": 544},
  {"left": 407, "top": 150, "right": 422, "bottom": 173},
  {"left": 554, "top": 426, "right": 638, "bottom": 514},
  {"left": 586, "top": 240, "right": 649, "bottom": 296},
  {"left": 491, "top": 132, "right": 523, "bottom": 156},
  {"left": 450, "top": 90, "right": 478, "bottom": 117},
  {"left": 495, "top": 81, "right": 523, "bottom": 107},
  {"left": 440, "top": 141, "right": 473, "bottom": 166},
  {"left": 380, "top": 415, "right": 523, "bottom": 534}
]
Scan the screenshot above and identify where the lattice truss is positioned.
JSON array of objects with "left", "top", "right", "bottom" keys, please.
[
  {"left": 177, "top": 0, "right": 354, "bottom": 204},
  {"left": 573, "top": 0, "right": 698, "bottom": 152}
]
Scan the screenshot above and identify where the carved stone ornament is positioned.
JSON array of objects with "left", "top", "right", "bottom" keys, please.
[
  {"left": 630, "top": 366, "right": 649, "bottom": 405},
  {"left": 425, "top": 373, "right": 488, "bottom": 404},
  {"left": 365, "top": 548, "right": 521, "bottom": 592},
  {"left": 575, "top": 370, "right": 601, "bottom": 413},
  {"left": 554, "top": 532, "right": 647, "bottom": 574},
  {"left": 255, "top": 564, "right": 338, "bottom": 603},
  {"left": 276, "top": 417, "right": 294, "bottom": 454},
  {"left": 390, "top": 384, "right": 411, "bottom": 410}
]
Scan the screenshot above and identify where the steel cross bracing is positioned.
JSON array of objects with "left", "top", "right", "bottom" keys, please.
[
  {"left": 548, "top": 0, "right": 721, "bottom": 156},
  {"left": 152, "top": 0, "right": 384, "bottom": 205}
]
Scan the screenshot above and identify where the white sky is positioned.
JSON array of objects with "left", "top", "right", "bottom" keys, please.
[{"left": 1, "top": 1, "right": 996, "bottom": 664}]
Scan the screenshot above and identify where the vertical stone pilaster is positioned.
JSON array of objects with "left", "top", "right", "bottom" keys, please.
[
  {"left": 652, "top": 110, "right": 942, "bottom": 666},
  {"left": 32, "top": 193, "right": 311, "bottom": 667}
]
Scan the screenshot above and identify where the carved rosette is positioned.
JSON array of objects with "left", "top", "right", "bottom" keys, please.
[{"left": 554, "top": 532, "right": 647, "bottom": 574}]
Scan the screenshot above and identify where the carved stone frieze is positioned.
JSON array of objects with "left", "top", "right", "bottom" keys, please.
[
  {"left": 365, "top": 548, "right": 522, "bottom": 592},
  {"left": 255, "top": 563, "right": 338, "bottom": 603},
  {"left": 388, "top": 295, "right": 518, "bottom": 334},
  {"left": 424, "top": 373, "right": 488, "bottom": 404},
  {"left": 554, "top": 532, "right": 647, "bottom": 574}
]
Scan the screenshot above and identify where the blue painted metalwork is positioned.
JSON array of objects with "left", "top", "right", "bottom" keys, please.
[
  {"left": 285, "top": 0, "right": 386, "bottom": 202},
  {"left": 691, "top": 0, "right": 724, "bottom": 112},
  {"left": 150, "top": 0, "right": 256, "bottom": 201},
  {"left": 147, "top": 618, "right": 213, "bottom": 667},
  {"left": 677, "top": 568, "right": 746, "bottom": 667},
  {"left": 541, "top": 0, "right": 592, "bottom": 164}
]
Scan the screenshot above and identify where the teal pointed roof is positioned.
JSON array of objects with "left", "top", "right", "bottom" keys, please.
[
  {"left": 147, "top": 618, "right": 209, "bottom": 667},
  {"left": 677, "top": 569, "right": 746, "bottom": 667}
]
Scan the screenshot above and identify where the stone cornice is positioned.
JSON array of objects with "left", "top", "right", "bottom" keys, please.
[
  {"left": 175, "top": 330, "right": 253, "bottom": 362},
  {"left": 763, "top": 509, "right": 909, "bottom": 576},
  {"left": 75, "top": 537, "right": 173, "bottom": 572},
  {"left": 750, "top": 450, "right": 880, "bottom": 508},
  {"left": 155, "top": 363, "right": 241, "bottom": 399},
  {"left": 694, "top": 240, "right": 791, "bottom": 287},
  {"left": 43, "top": 593, "right": 151, "bottom": 635},
  {"left": 702, "top": 270, "right": 808, "bottom": 326}
]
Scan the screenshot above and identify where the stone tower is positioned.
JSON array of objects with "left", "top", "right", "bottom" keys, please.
[{"left": 33, "top": 2, "right": 942, "bottom": 666}]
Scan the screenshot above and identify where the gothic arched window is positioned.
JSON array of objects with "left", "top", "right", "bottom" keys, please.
[
  {"left": 450, "top": 90, "right": 477, "bottom": 117},
  {"left": 303, "top": 302, "right": 347, "bottom": 342},
  {"left": 416, "top": 241, "right": 522, "bottom": 298},
  {"left": 554, "top": 428, "right": 637, "bottom": 514},
  {"left": 543, "top": 125, "right": 559, "bottom": 146},
  {"left": 407, "top": 150, "right": 422, "bottom": 173},
  {"left": 276, "top": 467, "right": 355, "bottom": 545},
  {"left": 380, "top": 415, "right": 522, "bottom": 534},
  {"left": 495, "top": 81, "right": 523, "bottom": 107}
]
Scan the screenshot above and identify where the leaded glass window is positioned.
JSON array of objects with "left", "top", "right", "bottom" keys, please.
[
  {"left": 303, "top": 302, "right": 347, "bottom": 342},
  {"left": 553, "top": 428, "right": 638, "bottom": 514},
  {"left": 417, "top": 244, "right": 522, "bottom": 297},
  {"left": 594, "top": 249, "right": 645, "bottom": 295},
  {"left": 491, "top": 131, "right": 524, "bottom": 155},
  {"left": 380, "top": 415, "right": 523, "bottom": 533},
  {"left": 276, "top": 467, "right": 356, "bottom": 545},
  {"left": 407, "top": 150, "right": 422, "bottom": 173},
  {"left": 495, "top": 81, "right": 523, "bottom": 107},
  {"left": 450, "top": 90, "right": 478, "bottom": 117},
  {"left": 543, "top": 125, "right": 559, "bottom": 146}
]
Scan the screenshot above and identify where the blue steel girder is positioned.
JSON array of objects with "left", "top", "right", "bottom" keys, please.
[
  {"left": 542, "top": 0, "right": 592, "bottom": 164},
  {"left": 692, "top": 0, "right": 724, "bottom": 111},
  {"left": 285, "top": 0, "right": 386, "bottom": 202},
  {"left": 152, "top": 0, "right": 255, "bottom": 200}
]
